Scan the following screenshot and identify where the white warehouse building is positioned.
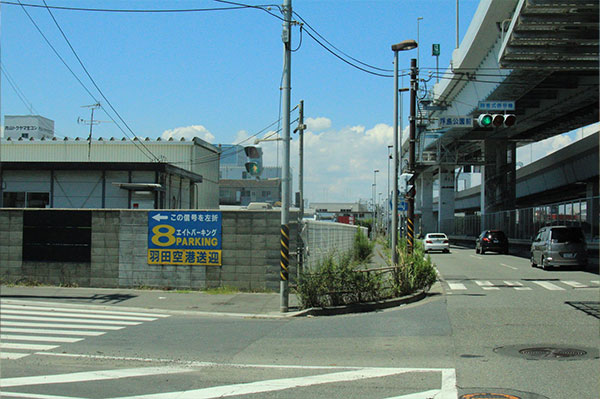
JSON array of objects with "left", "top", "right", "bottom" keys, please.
[{"left": 0, "top": 131, "right": 220, "bottom": 209}]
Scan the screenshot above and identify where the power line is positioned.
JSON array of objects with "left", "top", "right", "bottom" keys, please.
[
  {"left": 39, "top": 0, "right": 160, "bottom": 161},
  {"left": 1, "top": 63, "right": 38, "bottom": 114}
]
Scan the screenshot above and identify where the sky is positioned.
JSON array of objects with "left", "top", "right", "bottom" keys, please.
[{"left": 0, "top": 0, "right": 595, "bottom": 205}]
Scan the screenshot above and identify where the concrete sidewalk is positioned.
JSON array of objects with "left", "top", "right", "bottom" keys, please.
[{"left": 0, "top": 285, "right": 301, "bottom": 318}]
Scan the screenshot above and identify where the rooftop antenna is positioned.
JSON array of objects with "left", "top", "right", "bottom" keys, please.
[{"left": 78, "top": 102, "right": 110, "bottom": 159}]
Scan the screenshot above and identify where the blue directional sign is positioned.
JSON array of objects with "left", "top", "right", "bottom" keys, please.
[
  {"left": 439, "top": 116, "right": 473, "bottom": 128},
  {"left": 148, "top": 211, "right": 222, "bottom": 266},
  {"left": 478, "top": 101, "right": 515, "bottom": 111},
  {"left": 398, "top": 200, "right": 408, "bottom": 212}
]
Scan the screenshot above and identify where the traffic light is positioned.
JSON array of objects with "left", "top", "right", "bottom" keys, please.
[
  {"left": 477, "top": 113, "right": 516, "bottom": 128},
  {"left": 244, "top": 146, "right": 260, "bottom": 159},
  {"left": 245, "top": 162, "right": 262, "bottom": 176},
  {"left": 399, "top": 173, "right": 414, "bottom": 194}
]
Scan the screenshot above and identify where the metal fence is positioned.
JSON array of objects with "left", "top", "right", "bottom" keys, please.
[
  {"left": 302, "top": 220, "right": 368, "bottom": 272},
  {"left": 453, "top": 196, "right": 599, "bottom": 241}
]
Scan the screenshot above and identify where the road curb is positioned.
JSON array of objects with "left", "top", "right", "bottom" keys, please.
[{"left": 291, "top": 290, "right": 427, "bottom": 317}]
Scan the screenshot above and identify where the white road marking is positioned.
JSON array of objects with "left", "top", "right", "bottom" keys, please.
[
  {"left": 0, "top": 327, "right": 105, "bottom": 336},
  {"left": 591, "top": 280, "right": 599, "bottom": 285},
  {"left": 0, "top": 309, "right": 157, "bottom": 322},
  {"left": 114, "top": 368, "right": 455, "bottom": 399},
  {"left": 469, "top": 255, "right": 483, "bottom": 260},
  {"left": 0, "top": 366, "right": 192, "bottom": 388},
  {"left": 531, "top": 281, "right": 565, "bottom": 291},
  {"left": 1, "top": 342, "right": 59, "bottom": 351},
  {"left": 0, "top": 391, "right": 82, "bottom": 399},
  {"left": 0, "top": 352, "right": 30, "bottom": 360},
  {"left": 1, "top": 315, "right": 141, "bottom": 325},
  {"left": 1, "top": 321, "right": 125, "bottom": 330},
  {"left": 475, "top": 281, "right": 500, "bottom": 290},
  {"left": 0, "top": 303, "right": 169, "bottom": 318},
  {"left": 0, "top": 334, "right": 83, "bottom": 343},
  {"left": 562, "top": 281, "right": 590, "bottom": 288},
  {"left": 500, "top": 263, "right": 518, "bottom": 270},
  {"left": 447, "top": 282, "right": 467, "bottom": 290},
  {"left": 503, "top": 281, "right": 532, "bottom": 290}
]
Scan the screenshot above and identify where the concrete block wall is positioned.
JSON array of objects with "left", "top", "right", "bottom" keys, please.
[
  {"left": 303, "top": 220, "right": 366, "bottom": 271},
  {"left": 0, "top": 209, "right": 297, "bottom": 291}
]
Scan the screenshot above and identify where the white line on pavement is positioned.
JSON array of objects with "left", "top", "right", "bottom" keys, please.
[
  {"left": 1, "top": 315, "right": 141, "bottom": 325},
  {"left": 0, "top": 309, "right": 157, "bottom": 322},
  {"left": 1, "top": 342, "right": 59, "bottom": 351},
  {"left": 0, "top": 390, "right": 83, "bottom": 399},
  {"left": 1, "top": 327, "right": 105, "bottom": 336},
  {"left": 475, "top": 281, "right": 500, "bottom": 290},
  {"left": 0, "top": 352, "right": 31, "bottom": 360},
  {"left": 0, "top": 366, "right": 192, "bottom": 388},
  {"left": 447, "top": 282, "right": 467, "bottom": 290},
  {"left": 531, "top": 281, "right": 565, "bottom": 291},
  {"left": 0, "top": 302, "right": 169, "bottom": 318},
  {"left": 0, "top": 334, "right": 83, "bottom": 343},
  {"left": 562, "top": 281, "right": 590, "bottom": 288},
  {"left": 503, "top": 281, "right": 532, "bottom": 290},
  {"left": 500, "top": 263, "right": 518, "bottom": 270},
  {"left": 1, "top": 321, "right": 125, "bottom": 330}
]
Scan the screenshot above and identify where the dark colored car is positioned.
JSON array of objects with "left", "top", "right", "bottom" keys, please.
[{"left": 475, "top": 230, "right": 509, "bottom": 254}]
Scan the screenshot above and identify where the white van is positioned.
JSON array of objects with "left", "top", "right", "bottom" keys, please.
[{"left": 530, "top": 226, "right": 587, "bottom": 270}]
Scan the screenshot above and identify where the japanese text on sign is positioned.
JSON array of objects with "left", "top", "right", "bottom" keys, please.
[
  {"left": 148, "top": 211, "right": 222, "bottom": 266},
  {"left": 439, "top": 116, "right": 473, "bottom": 127},
  {"left": 478, "top": 101, "right": 515, "bottom": 111}
]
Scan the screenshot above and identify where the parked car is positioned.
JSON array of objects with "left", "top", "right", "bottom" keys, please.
[
  {"left": 423, "top": 233, "right": 450, "bottom": 253},
  {"left": 475, "top": 230, "right": 509, "bottom": 254},
  {"left": 530, "top": 226, "right": 587, "bottom": 270}
]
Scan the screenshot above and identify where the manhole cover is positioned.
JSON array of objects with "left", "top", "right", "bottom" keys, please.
[
  {"left": 460, "top": 388, "right": 549, "bottom": 399},
  {"left": 518, "top": 347, "right": 587, "bottom": 359},
  {"left": 494, "top": 344, "right": 598, "bottom": 361}
]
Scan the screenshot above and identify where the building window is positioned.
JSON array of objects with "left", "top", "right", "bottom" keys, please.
[
  {"left": 2, "top": 192, "right": 49, "bottom": 208},
  {"left": 22, "top": 133, "right": 29, "bottom": 139}
]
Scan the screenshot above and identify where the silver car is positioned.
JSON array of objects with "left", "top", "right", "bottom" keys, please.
[
  {"left": 423, "top": 233, "right": 450, "bottom": 253},
  {"left": 530, "top": 226, "right": 587, "bottom": 269}
]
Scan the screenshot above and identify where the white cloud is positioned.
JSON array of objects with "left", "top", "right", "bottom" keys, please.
[
  {"left": 256, "top": 119, "right": 395, "bottom": 204},
  {"left": 305, "top": 117, "right": 331, "bottom": 132},
  {"left": 161, "top": 125, "right": 215, "bottom": 143}
]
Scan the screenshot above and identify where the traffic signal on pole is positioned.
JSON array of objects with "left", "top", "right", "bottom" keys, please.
[
  {"left": 245, "top": 162, "right": 262, "bottom": 176},
  {"left": 477, "top": 113, "right": 516, "bottom": 128},
  {"left": 244, "top": 146, "right": 260, "bottom": 158}
]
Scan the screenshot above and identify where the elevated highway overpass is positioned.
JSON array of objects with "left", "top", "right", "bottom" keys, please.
[{"left": 402, "top": 0, "right": 599, "bottom": 237}]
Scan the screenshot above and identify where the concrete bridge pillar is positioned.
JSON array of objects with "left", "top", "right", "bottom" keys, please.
[
  {"left": 438, "top": 166, "right": 455, "bottom": 235},
  {"left": 481, "top": 139, "right": 516, "bottom": 231},
  {"left": 418, "top": 172, "right": 435, "bottom": 234}
]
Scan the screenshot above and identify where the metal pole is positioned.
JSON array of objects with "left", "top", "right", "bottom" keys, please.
[
  {"left": 297, "top": 100, "right": 304, "bottom": 280},
  {"left": 391, "top": 51, "right": 399, "bottom": 266},
  {"left": 456, "top": 0, "right": 460, "bottom": 49},
  {"left": 280, "top": 0, "right": 292, "bottom": 312},
  {"left": 408, "top": 58, "right": 418, "bottom": 254}
]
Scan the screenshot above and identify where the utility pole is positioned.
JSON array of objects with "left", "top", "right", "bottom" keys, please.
[
  {"left": 295, "top": 100, "right": 306, "bottom": 280},
  {"left": 280, "top": 0, "right": 292, "bottom": 312},
  {"left": 407, "top": 58, "right": 418, "bottom": 254}
]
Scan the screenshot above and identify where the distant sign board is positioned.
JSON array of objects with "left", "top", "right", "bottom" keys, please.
[
  {"left": 148, "top": 211, "right": 222, "bottom": 266},
  {"left": 478, "top": 101, "right": 515, "bottom": 111},
  {"left": 439, "top": 116, "right": 473, "bottom": 128}
]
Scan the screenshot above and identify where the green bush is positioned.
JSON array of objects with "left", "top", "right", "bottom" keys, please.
[
  {"left": 352, "top": 229, "right": 374, "bottom": 263},
  {"left": 390, "top": 238, "right": 437, "bottom": 296}
]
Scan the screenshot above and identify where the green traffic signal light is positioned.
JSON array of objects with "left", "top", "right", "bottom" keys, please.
[
  {"left": 477, "top": 114, "right": 493, "bottom": 127},
  {"left": 245, "top": 162, "right": 262, "bottom": 176}
]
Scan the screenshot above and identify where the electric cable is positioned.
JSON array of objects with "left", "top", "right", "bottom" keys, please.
[{"left": 39, "top": 0, "right": 160, "bottom": 161}]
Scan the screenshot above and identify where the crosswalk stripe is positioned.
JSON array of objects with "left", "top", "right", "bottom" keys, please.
[
  {"left": 0, "top": 352, "right": 31, "bottom": 360},
  {"left": 1, "top": 334, "right": 84, "bottom": 343},
  {"left": 447, "top": 282, "right": 466, "bottom": 290},
  {"left": 0, "top": 302, "right": 169, "bottom": 318},
  {"left": 1, "top": 366, "right": 192, "bottom": 388},
  {"left": 1, "top": 315, "right": 141, "bottom": 325},
  {"left": 1, "top": 309, "right": 156, "bottom": 322},
  {"left": 0, "top": 327, "right": 105, "bottom": 336},
  {"left": 591, "top": 281, "right": 599, "bottom": 285},
  {"left": 562, "top": 281, "right": 590, "bottom": 288},
  {"left": 503, "top": 281, "right": 532, "bottom": 290},
  {"left": 1, "top": 321, "right": 125, "bottom": 330},
  {"left": 531, "top": 281, "right": 565, "bottom": 291},
  {"left": 0, "top": 391, "right": 86, "bottom": 399},
  {"left": 475, "top": 281, "right": 500, "bottom": 290},
  {"left": 1, "top": 342, "right": 60, "bottom": 351}
]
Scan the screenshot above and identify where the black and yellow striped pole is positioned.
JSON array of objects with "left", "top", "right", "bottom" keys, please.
[
  {"left": 407, "top": 58, "right": 418, "bottom": 254},
  {"left": 280, "top": 224, "right": 290, "bottom": 282}
]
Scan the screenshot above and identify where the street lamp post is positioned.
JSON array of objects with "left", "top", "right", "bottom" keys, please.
[
  {"left": 387, "top": 145, "right": 392, "bottom": 238},
  {"left": 407, "top": 57, "right": 418, "bottom": 254},
  {"left": 372, "top": 170, "right": 379, "bottom": 238},
  {"left": 391, "top": 39, "right": 417, "bottom": 266}
]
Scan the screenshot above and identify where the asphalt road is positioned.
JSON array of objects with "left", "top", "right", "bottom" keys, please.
[{"left": 1, "top": 246, "right": 598, "bottom": 399}]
